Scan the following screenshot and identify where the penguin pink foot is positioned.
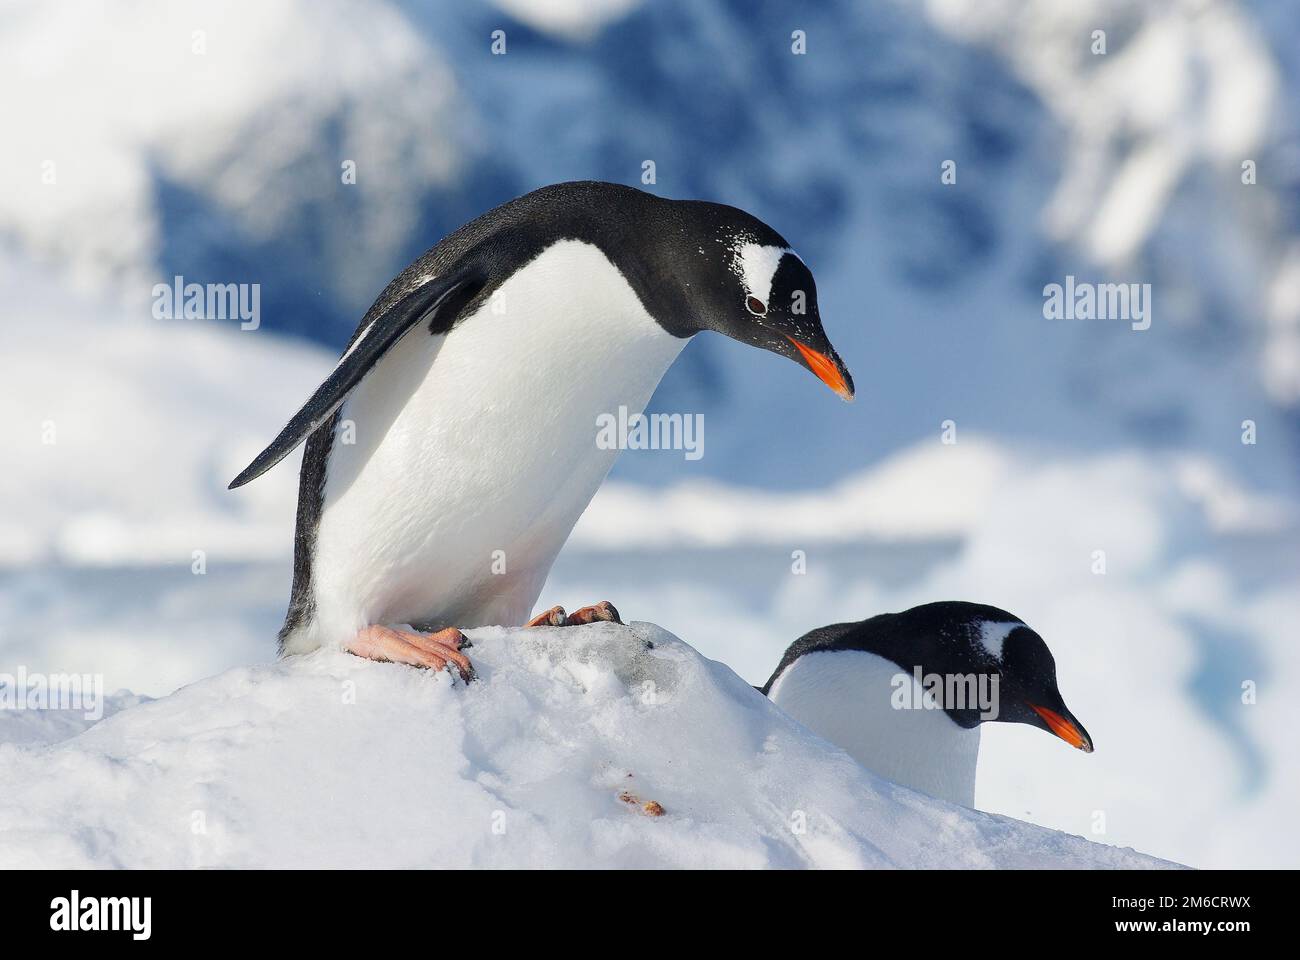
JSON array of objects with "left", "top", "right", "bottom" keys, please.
[
  {"left": 525, "top": 601, "right": 623, "bottom": 628},
  {"left": 525, "top": 605, "right": 568, "bottom": 627},
  {"left": 566, "top": 601, "right": 623, "bottom": 625},
  {"left": 345, "top": 624, "right": 474, "bottom": 682}
]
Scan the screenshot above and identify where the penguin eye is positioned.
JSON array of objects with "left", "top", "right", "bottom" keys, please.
[{"left": 746, "top": 295, "right": 768, "bottom": 316}]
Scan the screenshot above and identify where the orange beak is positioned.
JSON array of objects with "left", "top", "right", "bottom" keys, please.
[
  {"left": 787, "top": 336, "right": 854, "bottom": 401},
  {"left": 1029, "top": 703, "right": 1094, "bottom": 753}
]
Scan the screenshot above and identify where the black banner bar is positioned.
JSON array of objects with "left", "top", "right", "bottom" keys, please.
[{"left": 0, "top": 868, "right": 1274, "bottom": 945}]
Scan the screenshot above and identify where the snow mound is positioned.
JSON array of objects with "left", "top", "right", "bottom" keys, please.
[{"left": 0, "top": 621, "right": 1174, "bottom": 869}]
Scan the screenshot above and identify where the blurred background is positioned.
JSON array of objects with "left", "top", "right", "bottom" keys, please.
[{"left": 2, "top": 0, "right": 1298, "bottom": 868}]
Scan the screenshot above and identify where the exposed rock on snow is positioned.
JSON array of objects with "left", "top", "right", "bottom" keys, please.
[{"left": 0, "top": 621, "right": 1174, "bottom": 868}]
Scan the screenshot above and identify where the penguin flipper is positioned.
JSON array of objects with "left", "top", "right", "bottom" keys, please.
[{"left": 228, "top": 265, "right": 487, "bottom": 490}]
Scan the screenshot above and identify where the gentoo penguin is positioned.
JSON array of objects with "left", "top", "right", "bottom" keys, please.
[
  {"left": 230, "top": 181, "right": 853, "bottom": 678},
  {"left": 761, "top": 602, "right": 1092, "bottom": 806}
]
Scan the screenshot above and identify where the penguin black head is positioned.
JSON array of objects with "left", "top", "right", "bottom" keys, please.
[
  {"left": 650, "top": 197, "right": 855, "bottom": 401},
  {"left": 765, "top": 601, "right": 1094, "bottom": 752}
]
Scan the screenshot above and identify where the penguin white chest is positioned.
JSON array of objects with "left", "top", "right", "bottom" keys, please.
[
  {"left": 767, "top": 650, "right": 982, "bottom": 806},
  {"left": 304, "top": 240, "right": 686, "bottom": 649}
]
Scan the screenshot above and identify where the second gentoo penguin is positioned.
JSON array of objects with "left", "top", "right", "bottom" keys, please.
[
  {"left": 762, "top": 602, "right": 1092, "bottom": 806},
  {"left": 230, "top": 181, "right": 853, "bottom": 678}
]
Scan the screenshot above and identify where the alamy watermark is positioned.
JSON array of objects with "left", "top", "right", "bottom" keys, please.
[
  {"left": 50, "top": 891, "right": 151, "bottom": 940},
  {"left": 891, "top": 668, "right": 1000, "bottom": 720},
  {"left": 0, "top": 666, "right": 104, "bottom": 720},
  {"left": 1043, "top": 275, "right": 1151, "bottom": 331},
  {"left": 152, "top": 275, "right": 260, "bottom": 330},
  {"left": 596, "top": 405, "right": 704, "bottom": 461}
]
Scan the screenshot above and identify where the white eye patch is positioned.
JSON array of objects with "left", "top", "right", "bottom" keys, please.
[
  {"left": 977, "top": 621, "right": 1021, "bottom": 661},
  {"left": 735, "top": 242, "right": 795, "bottom": 306}
]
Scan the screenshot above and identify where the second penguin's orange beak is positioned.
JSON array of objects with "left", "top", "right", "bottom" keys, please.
[
  {"left": 1029, "top": 703, "right": 1094, "bottom": 753},
  {"left": 787, "top": 336, "right": 854, "bottom": 401}
]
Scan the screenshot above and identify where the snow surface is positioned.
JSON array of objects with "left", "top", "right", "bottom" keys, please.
[{"left": 0, "top": 621, "right": 1173, "bottom": 869}]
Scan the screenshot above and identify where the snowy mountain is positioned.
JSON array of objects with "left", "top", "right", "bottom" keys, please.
[{"left": 0, "top": 621, "right": 1173, "bottom": 869}]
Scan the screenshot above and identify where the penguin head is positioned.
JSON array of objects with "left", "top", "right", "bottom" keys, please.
[
  {"left": 891, "top": 602, "right": 1094, "bottom": 751},
  {"left": 664, "top": 200, "right": 854, "bottom": 401},
  {"left": 768, "top": 601, "right": 1094, "bottom": 753}
]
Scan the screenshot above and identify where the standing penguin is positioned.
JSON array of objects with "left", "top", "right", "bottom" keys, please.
[
  {"left": 231, "top": 181, "right": 853, "bottom": 678},
  {"left": 762, "top": 602, "right": 1092, "bottom": 806}
]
